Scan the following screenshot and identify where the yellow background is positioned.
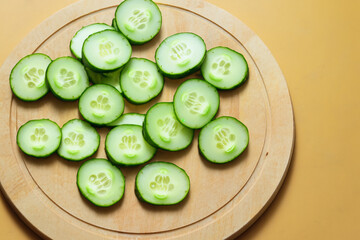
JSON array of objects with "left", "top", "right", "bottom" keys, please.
[{"left": 0, "top": 0, "right": 359, "bottom": 239}]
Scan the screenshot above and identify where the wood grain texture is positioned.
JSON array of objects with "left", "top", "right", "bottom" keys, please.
[{"left": 0, "top": 0, "right": 294, "bottom": 239}]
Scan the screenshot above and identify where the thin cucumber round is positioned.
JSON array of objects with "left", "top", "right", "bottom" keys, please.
[
  {"left": 82, "top": 29, "right": 131, "bottom": 72},
  {"left": 70, "top": 23, "right": 114, "bottom": 59},
  {"left": 17, "top": 119, "right": 61, "bottom": 158},
  {"left": 85, "top": 67, "right": 122, "bottom": 93},
  {"left": 115, "top": 0, "right": 162, "bottom": 44},
  {"left": 77, "top": 158, "right": 125, "bottom": 207},
  {"left": 105, "top": 124, "right": 156, "bottom": 166},
  {"left": 135, "top": 161, "right": 190, "bottom": 205},
  {"left": 198, "top": 116, "right": 249, "bottom": 164},
  {"left": 143, "top": 102, "right": 194, "bottom": 151},
  {"left": 201, "top": 46, "right": 249, "bottom": 90},
  {"left": 112, "top": 18, "right": 119, "bottom": 31},
  {"left": 57, "top": 119, "right": 100, "bottom": 161},
  {"left": 79, "top": 84, "right": 125, "bottom": 125},
  {"left": 10, "top": 53, "right": 51, "bottom": 101},
  {"left": 173, "top": 79, "right": 219, "bottom": 129},
  {"left": 46, "top": 56, "right": 90, "bottom": 101},
  {"left": 106, "top": 113, "right": 145, "bottom": 127},
  {"left": 120, "top": 58, "right": 164, "bottom": 104},
  {"left": 155, "top": 32, "right": 206, "bottom": 78}
]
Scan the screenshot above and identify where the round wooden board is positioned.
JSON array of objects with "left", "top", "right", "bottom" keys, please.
[{"left": 0, "top": 0, "right": 294, "bottom": 239}]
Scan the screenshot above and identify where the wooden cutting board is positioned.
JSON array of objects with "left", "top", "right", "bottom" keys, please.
[{"left": 0, "top": 0, "right": 294, "bottom": 239}]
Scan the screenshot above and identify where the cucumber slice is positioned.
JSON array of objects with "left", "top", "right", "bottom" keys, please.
[
  {"left": 198, "top": 116, "right": 249, "bottom": 164},
  {"left": 112, "top": 18, "right": 119, "bottom": 31},
  {"left": 57, "top": 119, "right": 100, "bottom": 161},
  {"left": 143, "top": 102, "right": 194, "bottom": 151},
  {"left": 155, "top": 32, "right": 206, "bottom": 78},
  {"left": 70, "top": 23, "right": 114, "bottom": 59},
  {"left": 77, "top": 158, "right": 125, "bottom": 207},
  {"left": 85, "top": 67, "right": 122, "bottom": 93},
  {"left": 201, "top": 46, "right": 249, "bottom": 90},
  {"left": 46, "top": 56, "right": 90, "bottom": 101},
  {"left": 106, "top": 113, "right": 145, "bottom": 127},
  {"left": 105, "top": 125, "right": 156, "bottom": 166},
  {"left": 135, "top": 162, "right": 190, "bottom": 205},
  {"left": 115, "top": 0, "right": 162, "bottom": 44},
  {"left": 79, "top": 84, "right": 124, "bottom": 125},
  {"left": 173, "top": 79, "right": 219, "bottom": 129},
  {"left": 17, "top": 119, "right": 61, "bottom": 157},
  {"left": 82, "top": 29, "right": 132, "bottom": 72},
  {"left": 10, "top": 53, "right": 51, "bottom": 101},
  {"left": 120, "top": 58, "right": 164, "bottom": 104}
]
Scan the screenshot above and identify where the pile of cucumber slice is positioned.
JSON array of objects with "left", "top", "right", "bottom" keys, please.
[{"left": 11, "top": 0, "right": 249, "bottom": 207}]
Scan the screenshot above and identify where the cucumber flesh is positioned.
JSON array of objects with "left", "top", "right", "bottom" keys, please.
[
  {"left": 115, "top": 0, "right": 162, "bottom": 44},
  {"left": 46, "top": 57, "right": 90, "bottom": 101},
  {"left": 82, "top": 29, "right": 131, "bottom": 72},
  {"left": 79, "top": 84, "right": 125, "bottom": 125},
  {"left": 10, "top": 53, "right": 51, "bottom": 101},
  {"left": 201, "top": 46, "right": 249, "bottom": 90},
  {"left": 77, "top": 158, "right": 125, "bottom": 207},
  {"left": 135, "top": 162, "right": 190, "bottom": 205},
  {"left": 106, "top": 113, "right": 145, "bottom": 127},
  {"left": 143, "top": 102, "right": 194, "bottom": 151},
  {"left": 173, "top": 79, "right": 219, "bottom": 129},
  {"left": 198, "top": 116, "right": 249, "bottom": 163},
  {"left": 17, "top": 119, "right": 61, "bottom": 157},
  {"left": 70, "top": 23, "right": 114, "bottom": 59},
  {"left": 155, "top": 32, "right": 206, "bottom": 78},
  {"left": 120, "top": 58, "right": 164, "bottom": 104},
  {"left": 105, "top": 124, "right": 156, "bottom": 166},
  {"left": 57, "top": 119, "right": 100, "bottom": 161}
]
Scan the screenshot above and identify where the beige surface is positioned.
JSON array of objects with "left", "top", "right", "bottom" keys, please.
[{"left": 0, "top": 0, "right": 359, "bottom": 240}]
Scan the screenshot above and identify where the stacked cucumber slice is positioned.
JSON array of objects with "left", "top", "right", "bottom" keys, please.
[
  {"left": 11, "top": 0, "right": 250, "bottom": 207},
  {"left": 155, "top": 32, "right": 206, "bottom": 78},
  {"left": 57, "top": 119, "right": 100, "bottom": 161},
  {"left": 79, "top": 84, "right": 125, "bottom": 125},
  {"left": 47, "top": 57, "right": 90, "bottom": 101},
  {"left": 143, "top": 102, "right": 194, "bottom": 151},
  {"left": 115, "top": 0, "right": 162, "bottom": 44},
  {"left": 120, "top": 58, "right": 164, "bottom": 104}
]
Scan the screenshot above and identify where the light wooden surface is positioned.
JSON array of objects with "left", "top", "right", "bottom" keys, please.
[
  {"left": 1, "top": 0, "right": 359, "bottom": 240},
  {"left": 0, "top": 0, "right": 293, "bottom": 239}
]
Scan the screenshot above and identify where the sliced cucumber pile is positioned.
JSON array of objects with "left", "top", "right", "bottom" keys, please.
[
  {"left": 155, "top": 32, "right": 206, "bottom": 78},
  {"left": 120, "top": 58, "right": 164, "bottom": 104},
  {"left": 135, "top": 162, "right": 190, "bottom": 205},
  {"left": 46, "top": 56, "right": 90, "bottom": 101},
  {"left": 77, "top": 158, "right": 125, "bottom": 207},
  {"left": 143, "top": 102, "right": 194, "bottom": 151},
  {"left": 106, "top": 113, "right": 145, "bottom": 127},
  {"left": 12, "top": 0, "right": 251, "bottom": 208},
  {"left": 57, "top": 119, "right": 100, "bottom": 161},
  {"left": 70, "top": 23, "right": 114, "bottom": 60},
  {"left": 173, "top": 79, "right": 219, "bottom": 129},
  {"left": 115, "top": 0, "right": 162, "bottom": 44},
  {"left": 106, "top": 124, "right": 156, "bottom": 166},
  {"left": 201, "top": 46, "right": 249, "bottom": 90},
  {"left": 10, "top": 53, "right": 51, "bottom": 101},
  {"left": 17, "top": 119, "right": 61, "bottom": 157},
  {"left": 79, "top": 84, "right": 124, "bottom": 125},
  {"left": 82, "top": 29, "right": 132, "bottom": 72},
  {"left": 199, "top": 116, "right": 249, "bottom": 164}
]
